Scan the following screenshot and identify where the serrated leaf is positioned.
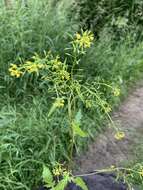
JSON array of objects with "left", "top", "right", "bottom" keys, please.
[
  {"left": 42, "top": 165, "right": 54, "bottom": 186},
  {"left": 53, "top": 178, "right": 68, "bottom": 190},
  {"left": 73, "top": 177, "right": 88, "bottom": 190},
  {"left": 72, "top": 122, "right": 88, "bottom": 138}
]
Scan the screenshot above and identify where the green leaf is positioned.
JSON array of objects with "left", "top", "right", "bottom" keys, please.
[
  {"left": 73, "top": 177, "right": 88, "bottom": 190},
  {"left": 54, "top": 178, "right": 68, "bottom": 190},
  {"left": 0, "top": 113, "right": 16, "bottom": 128},
  {"left": 48, "top": 104, "right": 56, "bottom": 117},
  {"left": 0, "top": 86, "right": 5, "bottom": 89},
  {"left": 42, "top": 165, "right": 54, "bottom": 186},
  {"left": 72, "top": 122, "right": 88, "bottom": 138},
  {"left": 75, "top": 109, "right": 82, "bottom": 124}
]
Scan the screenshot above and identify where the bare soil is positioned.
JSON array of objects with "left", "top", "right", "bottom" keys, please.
[{"left": 75, "top": 82, "right": 143, "bottom": 173}]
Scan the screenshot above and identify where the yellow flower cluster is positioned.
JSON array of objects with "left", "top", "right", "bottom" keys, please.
[
  {"left": 59, "top": 70, "right": 70, "bottom": 80},
  {"left": 52, "top": 164, "right": 66, "bottom": 176},
  {"left": 113, "top": 88, "right": 120, "bottom": 97},
  {"left": 9, "top": 61, "right": 45, "bottom": 77},
  {"left": 102, "top": 100, "right": 112, "bottom": 113},
  {"left": 75, "top": 30, "right": 94, "bottom": 48},
  {"left": 52, "top": 166, "right": 63, "bottom": 176},
  {"left": 114, "top": 131, "right": 125, "bottom": 140},
  {"left": 54, "top": 98, "right": 65, "bottom": 108},
  {"left": 51, "top": 56, "right": 62, "bottom": 70},
  {"left": 9, "top": 64, "right": 23, "bottom": 78},
  {"left": 105, "top": 104, "right": 112, "bottom": 113},
  {"left": 139, "top": 169, "right": 143, "bottom": 177},
  {"left": 24, "top": 61, "right": 45, "bottom": 73}
]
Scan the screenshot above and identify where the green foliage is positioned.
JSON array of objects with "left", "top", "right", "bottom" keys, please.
[
  {"left": 0, "top": 102, "right": 72, "bottom": 189},
  {"left": 73, "top": 177, "right": 88, "bottom": 190},
  {"left": 72, "top": 121, "right": 88, "bottom": 138},
  {"left": 82, "top": 34, "right": 143, "bottom": 92},
  {"left": 42, "top": 165, "right": 54, "bottom": 188},
  {"left": 1, "top": 33, "right": 143, "bottom": 189},
  {"left": 54, "top": 179, "right": 69, "bottom": 190},
  {"left": 42, "top": 165, "right": 88, "bottom": 190},
  {"left": 7, "top": 30, "right": 119, "bottom": 163},
  {"left": 72, "top": 0, "right": 143, "bottom": 38},
  {"left": 0, "top": 0, "right": 77, "bottom": 72}
]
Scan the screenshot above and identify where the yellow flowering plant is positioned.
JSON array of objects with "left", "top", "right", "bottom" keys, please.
[
  {"left": 10, "top": 30, "right": 143, "bottom": 190},
  {"left": 8, "top": 30, "right": 123, "bottom": 166},
  {"left": 9, "top": 64, "right": 23, "bottom": 78},
  {"left": 113, "top": 163, "right": 143, "bottom": 188},
  {"left": 42, "top": 161, "right": 143, "bottom": 190},
  {"left": 8, "top": 30, "right": 143, "bottom": 190},
  {"left": 75, "top": 30, "right": 94, "bottom": 49},
  {"left": 42, "top": 164, "right": 88, "bottom": 190}
]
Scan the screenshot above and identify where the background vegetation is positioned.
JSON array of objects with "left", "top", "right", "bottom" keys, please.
[
  {"left": 72, "top": 0, "right": 143, "bottom": 40},
  {"left": 0, "top": 0, "right": 143, "bottom": 189}
]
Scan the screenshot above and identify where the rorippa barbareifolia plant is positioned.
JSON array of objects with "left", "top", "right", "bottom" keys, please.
[{"left": 8, "top": 30, "right": 123, "bottom": 164}]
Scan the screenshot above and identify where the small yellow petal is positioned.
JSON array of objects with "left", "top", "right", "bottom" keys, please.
[{"left": 114, "top": 131, "right": 125, "bottom": 140}]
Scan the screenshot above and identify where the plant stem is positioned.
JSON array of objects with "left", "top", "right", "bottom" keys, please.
[{"left": 67, "top": 96, "right": 74, "bottom": 168}]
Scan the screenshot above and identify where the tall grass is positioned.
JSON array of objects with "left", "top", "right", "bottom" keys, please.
[
  {"left": 0, "top": 0, "right": 77, "bottom": 99},
  {"left": 0, "top": 101, "right": 70, "bottom": 189},
  {"left": 0, "top": 1, "right": 77, "bottom": 189},
  {"left": 0, "top": 0, "right": 77, "bottom": 71},
  {"left": 82, "top": 33, "right": 143, "bottom": 92}
]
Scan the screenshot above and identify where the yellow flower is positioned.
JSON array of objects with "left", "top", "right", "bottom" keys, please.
[
  {"left": 10, "top": 70, "right": 22, "bottom": 78},
  {"left": 52, "top": 164, "right": 65, "bottom": 176},
  {"left": 75, "top": 33, "right": 81, "bottom": 40},
  {"left": 37, "top": 63, "right": 45, "bottom": 69},
  {"left": 9, "top": 64, "right": 17, "bottom": 69},
  {"left": 54, "top": 98, "right": 65, "bottom": 108},
  {"left": 51, "top": 56, "right": 62, "bottom": 70},
  {"left": 24, "top": 61, "right": 44, "bottom": 73},
  {"left": 53, "top": 169, "right": 60, "bottom": 176},
  {"left": 113, "top": 88, "right": 120, "bottom": 97},
  {"left": 139, "top": 169, "right": 143, "bottom": 177},
  {"left": 104, "top": 105, "right": 112, "bottom": 113},
  {"left": 9, "top": 64, "right": 23, "bottom": 78},
  {"left": 114, "top": 131, "right": 125, "bottom": 140},
  {"left": 52, "top": 168, "right": 62, "bottom": 176},
  {"left": 63, "top": 170, "right": 70, "bottom": 178},
  {"left": 75, "top": 30, "right": 94, "bottom": 48},
  {"left": 27, "top": 65, "right": 38, "bottom": 73},
  {"left": 59, "top": 70, "right": 70, "bottom": 80}
]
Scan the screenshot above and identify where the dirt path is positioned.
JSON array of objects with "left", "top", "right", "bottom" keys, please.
[{"left": 75, "top": 82, "right": 143, "bottom": 173}]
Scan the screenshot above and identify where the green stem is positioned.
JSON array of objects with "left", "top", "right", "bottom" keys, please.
[
  {"left": 67, "top": 96, "right": 74, "bottom": 167},
  {"left": 83, "top": 85, "right": 118, "bottom": 131},
  {"left": 93, "top": 82, "right": 114, "bottom": 89},
  {"left": 74, "top": 167, "right": 137, "bottom": 177},
  {"left": 71, "top": 43, "right": 79, "bottom": 79}
]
